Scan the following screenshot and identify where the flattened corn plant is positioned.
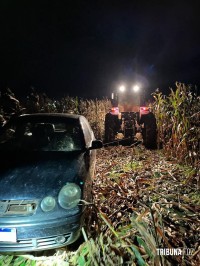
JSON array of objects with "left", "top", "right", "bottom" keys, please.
[{"left": 152, "top": 82, "right": 200, "bottom": 169}]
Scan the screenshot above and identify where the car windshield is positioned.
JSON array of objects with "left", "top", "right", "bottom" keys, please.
[{"left": 0, "top": 116, "right": 85, "bottom": 152}]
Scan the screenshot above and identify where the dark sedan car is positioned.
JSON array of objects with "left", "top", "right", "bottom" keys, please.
[{"left": 0, "top": 113, "right": 102, "bottom": 252}]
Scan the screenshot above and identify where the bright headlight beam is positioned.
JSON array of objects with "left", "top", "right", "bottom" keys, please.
[
  {"left": 119, "top": 85, "right": 125, "bottom": 92},
  {"left": 133, "top": 85, "right": 140, "bottom": 92}
]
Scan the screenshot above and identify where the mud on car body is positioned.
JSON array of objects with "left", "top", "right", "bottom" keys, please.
[{"left": 0, "top": 113, "right": 102, "bottom": 252}]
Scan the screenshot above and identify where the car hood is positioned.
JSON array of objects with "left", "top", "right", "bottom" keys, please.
[{"left": 0, "top": 151, "right": 86, "bottom": 200}]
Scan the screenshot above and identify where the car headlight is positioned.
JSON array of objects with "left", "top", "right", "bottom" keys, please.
[
  {"left": 58, "top": 183, "right": 81, "bottom": 209},
  {"left": 41, "top": 196, "right": 56, "bottom": 212}
]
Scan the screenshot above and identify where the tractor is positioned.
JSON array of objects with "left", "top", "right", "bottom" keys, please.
[{"left": 104, "top": 84, "right": 157, "bottom": 148}]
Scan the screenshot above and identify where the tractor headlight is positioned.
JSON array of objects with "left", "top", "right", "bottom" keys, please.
[
  {"left": 119, "top": 85, "right": 126, "bottom": 92},
  {"left": 41, "top": 196, "right": 56, "bottom": 212},
  {"left": 133, "top": 85, "right": 140, "bottom": 92},
  {"left": 58, "top": 183, "right": 81, "bottom": 209}
]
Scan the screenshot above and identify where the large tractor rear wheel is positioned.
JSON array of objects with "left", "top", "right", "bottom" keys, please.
[
  {"left": 104, "top": 113, "right": 120, "bottom": 143},
  {"left": 142, "top": 124, "right": 157, "bottom": 149},
  {"left": 140, "top": 112, "right": 157, "bottom": 149}
]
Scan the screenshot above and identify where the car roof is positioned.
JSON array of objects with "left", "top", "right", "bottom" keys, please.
[{"left": 18, "top": 113, "right": 82, "bottom": 120}]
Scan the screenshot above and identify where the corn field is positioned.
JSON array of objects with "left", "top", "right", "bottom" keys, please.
[
  {"left": 152, "top": 82, "right": 200, "bottom": 168},
  {"left": 78, "top": 98, "right": 111, "bottom": 139}
]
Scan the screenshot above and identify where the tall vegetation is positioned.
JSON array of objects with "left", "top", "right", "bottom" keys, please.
[
  {"left": 79, "top": 98, "right": 111, "bottom": 139},
  {"left": 152, "top": 82, "right": 200, "bottom": 168}
]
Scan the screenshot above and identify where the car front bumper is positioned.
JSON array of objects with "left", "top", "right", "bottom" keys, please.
[{"left": 0, "top": 214, "right": 82, "bottom": 252}]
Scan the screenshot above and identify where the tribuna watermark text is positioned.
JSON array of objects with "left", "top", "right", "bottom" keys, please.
[{"left": 157, "top": 248, "right": 194, "bottom": 256}]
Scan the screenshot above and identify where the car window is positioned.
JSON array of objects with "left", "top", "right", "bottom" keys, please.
[{"left": 0, "top": 117, "right": 85, "bottom": 152}]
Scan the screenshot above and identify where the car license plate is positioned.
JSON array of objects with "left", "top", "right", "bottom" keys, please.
[{"left": 0, "top": 228, "right": 17, "bottom": 242}]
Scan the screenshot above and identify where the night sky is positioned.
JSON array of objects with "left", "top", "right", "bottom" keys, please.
[{"left": 0, "top": 0, "right": 199, "bottom": 99}]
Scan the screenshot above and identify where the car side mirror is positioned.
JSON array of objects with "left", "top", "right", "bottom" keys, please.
[{"left": 89, "top": 140, "right": 103, "bottom": 150}]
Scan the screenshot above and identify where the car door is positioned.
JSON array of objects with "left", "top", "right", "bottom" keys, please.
[{"left": 79, "top": 116, "right": 97, "bottom": 200}]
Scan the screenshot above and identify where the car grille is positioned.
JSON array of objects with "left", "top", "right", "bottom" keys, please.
[
  {"left": 0, "top": 200, "right": 38, "bottom": 217},
  {"left": 0, "top": 233, "right": 72, "bottom": 251}
]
